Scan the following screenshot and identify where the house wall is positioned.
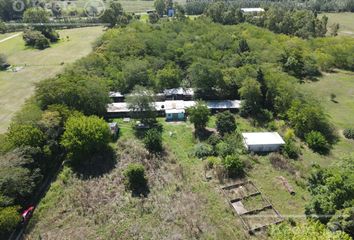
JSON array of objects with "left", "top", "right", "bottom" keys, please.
[{"left": 247, "top": 144, "right": 282, "bottom": 152}]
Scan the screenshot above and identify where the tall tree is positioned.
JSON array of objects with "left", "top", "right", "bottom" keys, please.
[
  {"left": 187, "top": 101, "right": 210, "bottom": 132},
  {"left": 126, "top": 86, "right": 156, "bottom": 124}
]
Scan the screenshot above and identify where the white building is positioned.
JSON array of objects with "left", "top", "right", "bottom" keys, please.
[
  {"left": 242, "top": 132, "right": 285, "bottom": 152},
  {"left": 241, "top": 8, "right": 265, "bottom": 13}
]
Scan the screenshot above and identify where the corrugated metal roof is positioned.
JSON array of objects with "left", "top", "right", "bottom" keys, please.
[{"left": 241, "top": 8, "right": 265, "bottom": 12}]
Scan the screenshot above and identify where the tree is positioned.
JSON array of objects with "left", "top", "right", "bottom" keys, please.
[
  {"left": 123, "top": 163, "right": 148, "bottom": 193},
  {"left": 143, "top": 128, "right": 163, "bottom": 153},
  {"left": 6, "top": 124, "right": 44, "bottom": 149},
  {"left": 36, "top": 72, "right": 110, "bottom": 116},
  {"left": 156, "top": 63, "right": 182, "bottom": 91},
  {"left": 188, "top": 61, "right": 223, "bottom": 98},
  {"left": 0, "top": 206, "right": 21, "bottom": 237},
  {"left": 0, "top": 149, "right": 41, "bottom": 206},
  {"left": 148, "top": 12, "right": 159, "bottom": 24},
  {"left": 238, "top": 78, "right": 262, "bottom": 116},
  {"left": 329, "top": 23, "right": 340, "bottom": 36},
  {"left": 328, "top": 207, "right": 354, "bottom": 237},
  {"left": 0, "top": 20, "right": 6, "bottom": 33},
  {"left": 222, "top": 154, "right": 245, "bottom": 178},
  {"left": 100, "top": 1, "right": 124, "bottom": 27},
  {"left": 216, "top": 111, "right": 236, "bottom": 136},
  {"left": 305, "top": 131, "right": 329, "bottom": 154},
  {"left": 174, "top": 3, "right": 186, "bottom": 21},
  {"left": 126, "top": 86, "right": 156, "bottom": 124},
  {"left": 23, "top": 30, "right": 50, "bottom": 49},
  {"left": 0, "top": 54, "right": 8, "bottom": 70},
  {"left": 61, "top": 115, "right": 110, "bottom": 162},
  {"left": 238, "top": 39, "right": 250, "bottom": 53},
  {"left": 270, "top": 220, "right": 351, "bottom": 240},
  {"left": 154, "top": 0, "right": 165, "bottom": 17},
  {"left": 187, "top": 101, "right": 210, "bottom": 132}
]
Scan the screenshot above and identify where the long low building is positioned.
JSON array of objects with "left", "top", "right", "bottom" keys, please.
[
  {"left": 106, "top": 100, "right": 241, "bottom": 118},
  {"left": 242, "top": 132, "right": 285, "bottom": 152}
]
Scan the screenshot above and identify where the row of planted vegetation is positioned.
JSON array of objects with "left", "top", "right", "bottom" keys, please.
[{"left": 0, "top": 5, "right": 354, "bottom": 238}]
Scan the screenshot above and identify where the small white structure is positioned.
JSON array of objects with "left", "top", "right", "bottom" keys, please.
[
  {"left": 242, "top": 132, "right": 285, "bottom": 152},
  {"left": 241, "top": 8, "right": 265, "bottom": 13}
]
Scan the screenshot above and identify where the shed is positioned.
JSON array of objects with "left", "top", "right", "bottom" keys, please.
[
  {"left": 242, "top": 132, "right": 285, "bottom": 152},
  {"left": 165, "top": 109, "right": 185, "bottom": 121}
]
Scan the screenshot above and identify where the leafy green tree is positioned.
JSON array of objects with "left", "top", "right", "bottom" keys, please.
[
  {"left": 6, "top": 124, "right": 44, "bottom": 149},
  {"left": 328, "top": 207, "right": 354, "bottom": 237},
  {"left": 154, "top": 0, "right": 165, "bottom": 17},
  {"left": 174, "top": 3, "right": 186, "bottom": 21},
  {"left": 143, "top": 128, "right": 163, "bottom": 153},
  {"left": 61, "top": 115, "right": 110, "bottom": 162},
  {"left": 100, "top": 1, "right": 125, "bottom": 27},
  {"left": 0, "top": 149, "right": 41, "bottom": 206},
  {"left": 0, "top": 206, "right": 21, "bottom": 237},
  {"left": 36, "top": 72, "right": 110, "bottom": 116},
  {"left": 149, "top": 12, "right": 159, "bottom": 24},
  {"left": 156, "top": 63, "right": 182, "bottom": 91},
  {"left": 216, "top": 111, "right": 236, "bottom": 136},
  {"left": 121, "top": 59, "right": 152, "bottom": 93},
  {"left": 305, "top": 131, "right": 329, "bottom": 154},
  {"left": 222, "top": 154, "right": 245, "bottom": 178},
  {"left": 238, "top": 39, "right": 250, "bottom": 53},
  {"left": 187, "top": 101, "right": 210, "bottom": 132},
  {"left": 270, "top": 220, "right": 351, "bottom": 240},
  {"left": 126, "top": 86, "right": 156, "bottom": 124},
  {"left": 123, "top": 163, "right": 148, "bottom": 193},
  {"left": 188, "top": 61, "right": 223, "bottom": 98},
  {"left": 23, "top": 30, "right": 50, "bottom": 49},
  {"left": 238, "top": 78, "right": 262, "bottom": 116},
  {"left": 0, "top": 20, "right": 6, "bottom": 33}
]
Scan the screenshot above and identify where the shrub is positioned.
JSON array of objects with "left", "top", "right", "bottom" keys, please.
[
  {"left": 6, "top": 124, "right": 45, "bottom": 149},
  {"left": 0, "top": 206, "right": 20, "bottom": 237},
  {"left": 221, "top": 155, "right": 245, "bottom": 178},
  {"left": 343, "top": 128, "right": 354, "bottom": 140},
  {"left": 216, "top": 111, "right": 236, "bottom": 136},
  {"left": 305, "top": 131, "right": 330, "bottom": 154},
  {"left": 23, "top": 30, "right": 49, "bottom": 49},
  {"left": 143, "top": 128, "right": 163, "bottom": 153},
  {"left": 0, "top": 21, "right": 6, "bottom": 34},
  {"left": 215, "top": 141, "right": 232, "bottom": 157},
  {"left": 123, "top": 163, "right": 147, "bottom": 192},
  {"left": 283, "top": 140, "right": 300, "bottom": 159},
  {"left": 0, "top": 54, "right": 9, "bottom": 70},
  {"left": 205, "top": 156, "right": 221, "bottom": 169},
  {"left": 207, "top": 133, "right": 221, "bottom": 146},
  {"left": 193, "top": 143, "right": 213, "bottom": 159}
]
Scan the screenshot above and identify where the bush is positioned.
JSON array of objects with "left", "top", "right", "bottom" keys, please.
[
  {"left": 193, "top": 143, "right": 213, "bottom": 159},
  {"left": 343, "top": 128, "right": 354, "bottom": 140},
  {"left": 0, "top": 206, "right": 20, "bottom": 237},
  {"left": 305, "top": 131, "right": 330, "bottom": 154},
  {"left": 216, "top": 111, "right": 236, "bottom": 136},
  {"left": 6, "top": 124, "right": 45, "bottom": 149},
  {"left": 283, "top": 140, "right": 300, "bottom": 159},
  {"left": 221, "top": 155, "right": 245, "bottom": 178},
  {"left": 0, "top": 21, "right": 6, "bottom": 34},
  {"left": 123, "top": 163, "right": 147, "bottom": 192},
  {"left": 205, "top": 156, "right": 221, "bottom": 169},
  {"left": 143, "top": 128, "right": 163, "bottom": 153},
  {"left": 207, "top": 133, "right": 221, "bottom": 146},
  {"left": 0, "top": 54, "right": 9, "bottom": 70},
  {"left": 215, "top": 141, "right": 232, "bottom": 158},
  {"left": 23, "top": 30, "right": 49, "bottom": 49}
]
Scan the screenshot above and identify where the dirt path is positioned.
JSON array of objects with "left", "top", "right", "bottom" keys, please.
[{"left": 0, "top": 33, "right": 21, "bottom": 43}]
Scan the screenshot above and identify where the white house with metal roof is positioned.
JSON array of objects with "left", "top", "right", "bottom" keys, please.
[{"left": 242, "top": 132, "right": 285, "bottom": 152}]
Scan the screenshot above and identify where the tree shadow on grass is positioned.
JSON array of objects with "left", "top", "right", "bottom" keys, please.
[
  {"left": 131, "top": 185, "right": 150, "bottom": 198},
  {"left": 195, "top": 128, "right": 214, "bottom": 141},
  {"left": 70, "top": 146, "right": 117, "bottom": 179}
]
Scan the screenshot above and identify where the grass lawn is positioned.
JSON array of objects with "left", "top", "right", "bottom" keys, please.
[
  {"left": 299, "top": 70, "right": 354, "bottom": 168},
  {"left": 319, "top": 12, "right": 354, "bottom": 37},
  {"left": 0, "top": 26, "right": 104, "bottom": 133}
]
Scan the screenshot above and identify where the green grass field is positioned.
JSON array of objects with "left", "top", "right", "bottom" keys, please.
[
  {"left": 320, "top": 12, "right": 354, "bottom": 37},
  {"left": 0, "top": 26, "right": 104, "bottom": 133}
]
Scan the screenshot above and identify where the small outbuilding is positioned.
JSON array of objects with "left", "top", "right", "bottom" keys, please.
[
  {"left": 165, "top": 109, "right": 185, "bottom": 121},
  {"left": 242, "top": 132, "right": 285, "bottom": 152}
]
